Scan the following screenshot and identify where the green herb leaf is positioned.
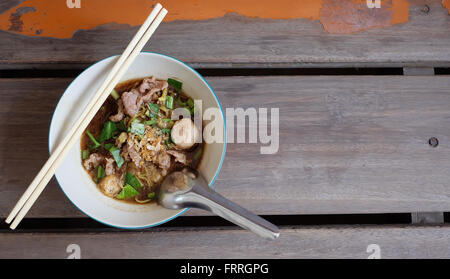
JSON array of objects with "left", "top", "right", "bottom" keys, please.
[
  {"left": 148, "top": 103, "right": 160, "bottom": 114},
  {"left": 108, "top": 146, "right": 124, "bottom": 168},
  {"left": 168, "top": 78, "right": 182, "bottom": 91},
  {"left": 144, "top": 119, "right": 157, "bottom": 126},
  {"left": 116, "top": 184, "right": 140, "bottom": 199},
  {"left": 81, "top": 149, "right": 90, "bottom": 160},
  {"left": 128, "top": 119, "right": 146, "bottom": 135},
  {"left": 98, "top": 121, "right": 117, "bottom": 142},
  {"left": 166, "top": 95, "right": 174, "bottom": 109},
  {"left": 86, "top": 130, "right": 101, "bottom": 149},
  {"left": 97, "top": 165, "right": 106, "bottom": 179},
  {"left": 110, "top": 89, "right": 120, "bottom": 100},
  {"left": 125, "top": 172, "right": 142, "bottom": 190},
  {"left": 161, "top": 128, "right": 171, "bottom": 134},
  {"left": 147, "top": 192, "right": 156, "bottom": 199}
]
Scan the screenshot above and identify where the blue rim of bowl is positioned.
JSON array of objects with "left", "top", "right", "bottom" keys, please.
[{"left": 48, "top": 52, "right": 227, "bottom": 230}]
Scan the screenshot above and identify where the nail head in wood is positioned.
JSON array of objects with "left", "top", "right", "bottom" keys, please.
[{"left": 428, "top": 137, "right": 439, "bottom": 148}]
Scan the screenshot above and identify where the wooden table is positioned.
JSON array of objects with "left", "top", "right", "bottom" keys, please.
[{"left": 1, "top": 0, "right": 450, "bottom": 258}]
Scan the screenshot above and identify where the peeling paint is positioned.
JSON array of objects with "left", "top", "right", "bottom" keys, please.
[
  {"left": 0, "top": 0, "right": 412, "bottom": 39},
  {"left": 7, "top": 6, "right": 35, "bottom": 32},
  {"left": 320, "top": 0, "right": 409, "bottom": 34}
]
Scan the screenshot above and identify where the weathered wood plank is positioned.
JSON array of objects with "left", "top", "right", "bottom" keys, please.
[
  {"left": 1, "top": 225, "right": 449, "bottom": 258},
  {"left": 0, "top": 78, "right": 80, "bottom": 217},
  {"left": 0, "top": 0, "right": 22, "bottom": 15},
  {"left": 1, "top": 76, "right": 450, "bottom": 218},
  {"left": 0, "top": 1, "right": 449, "bottom": 69}
]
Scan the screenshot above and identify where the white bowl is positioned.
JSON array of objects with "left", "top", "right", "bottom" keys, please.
[{"left": 49, "top": 52, "right": 226, "bottom": 229}]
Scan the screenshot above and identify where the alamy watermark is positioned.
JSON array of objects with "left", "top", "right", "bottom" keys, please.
[
  {"left": 66, "top": 0, "right": 81, "bottom": 9},
  {"left": 66, "top": 243, "right": 81, "bottom": 259},
  {"left": 171, "top": 100, "right": 279, "bottom": 155},
  {"left": 367, "top": 0, "right": 381, "bottom": 8},
  {"left": 366, "top": 244, "right": 381, "bottom": 259}
]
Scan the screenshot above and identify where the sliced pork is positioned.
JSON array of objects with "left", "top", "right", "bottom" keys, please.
[
  {"left": 167, "top": 150, "right": 189, "bottom": 165},
  {"left": 83, "top": 153, "right": 104, "bottom": 170},
  {"left": 139, "top": 76, "right": 168, "bottom": 95},
  {"left": 155, "top": 151, "right": 172, "bottom": 170},
  {"left": 121, "top": 89, "right": 142, "bottom": 117},
  {"left": 126, "top": 141, "right": 142, "bottom": 167}
]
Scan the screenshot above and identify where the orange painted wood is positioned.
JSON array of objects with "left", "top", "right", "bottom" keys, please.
[{"left": 0, "top": 1, "right": 448, "bottom": 68}]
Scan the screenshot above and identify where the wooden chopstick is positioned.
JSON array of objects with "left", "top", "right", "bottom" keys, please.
[{"left": 7, "top": 4, "right": 168, "bottom": 229}]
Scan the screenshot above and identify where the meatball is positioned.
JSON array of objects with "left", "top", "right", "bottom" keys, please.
[
  {"left": 98, "top": 174, "right": 123, "bottom": 197},
  {"left": 170, "top": 118, "right": 200, "bottom": 149}
]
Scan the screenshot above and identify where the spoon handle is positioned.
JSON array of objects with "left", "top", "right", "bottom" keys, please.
[{"left": 182, "top": 184, "right": 280, "bottom": 240}]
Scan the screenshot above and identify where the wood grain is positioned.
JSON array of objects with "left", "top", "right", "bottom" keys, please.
[
  {"left": 1, "top": 76, "right": 450, "bottom": 218},
  {"left": 0, "top": 1, "right": 449, "bottom": 69},
  {"left": 0, "top": 0, "right": 22, "bottom": 15},
  {"left": 1, "top": 225, "right": 449, "bottom": 258}
]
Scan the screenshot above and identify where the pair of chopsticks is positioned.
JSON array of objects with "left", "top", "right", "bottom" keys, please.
[{"left": 6, "top": 4, "right": 168, "bottom": 229}]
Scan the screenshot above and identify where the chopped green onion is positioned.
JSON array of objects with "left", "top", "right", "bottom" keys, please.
[
  {"left": 116, "top": 184, "right": 140, "bottom": 199},
  {"left": 125, "top": 172, "right": 142, "bottom": 190},
  {"left": 97, "top": 165, "right": 106, "bottom": 179},
  {"left": 98, "top": 121, "right": 117, "bottom": 142},
  {"left": 81, "top": 149, "right": 90, "bottom": 160},
  {"left": 144, "top": 119, "right": 157, "bottom": 126},
  {"left": 168, "top": 78, "right": 182, "bottom": 91},
  {"left": 147, "top": 192, "right": 156, "bottom": 199},
  {"left": 145, "top": 110, "right": 157, "bottom": 119},
  {"left": 128, "top": 119, "right": 146, "bottom": 135},
  {"left": 148, "top": 103, "right": 159, "bottom": 114},
  {"left": 108, "top": 146, "right": 124, "bottom": 168},
  {"left": 161, "top": 128, "right": 171, "bottom": 134},
  {"left": 110, "top": 89, "right": 120, "bottom": 100},
  {"left": 162, "top": 118, "right": 172, "bottom": 122},
  {"left": 86, "top": 130, "right": 101, "bottom": 149},
  {"left": 166, "top": 95, "right": 174, "bottom": 109}
]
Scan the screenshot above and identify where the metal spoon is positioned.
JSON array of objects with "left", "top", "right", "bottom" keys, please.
[{"left": 158, "top": 170, "right": 280, "bottom": 240}]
